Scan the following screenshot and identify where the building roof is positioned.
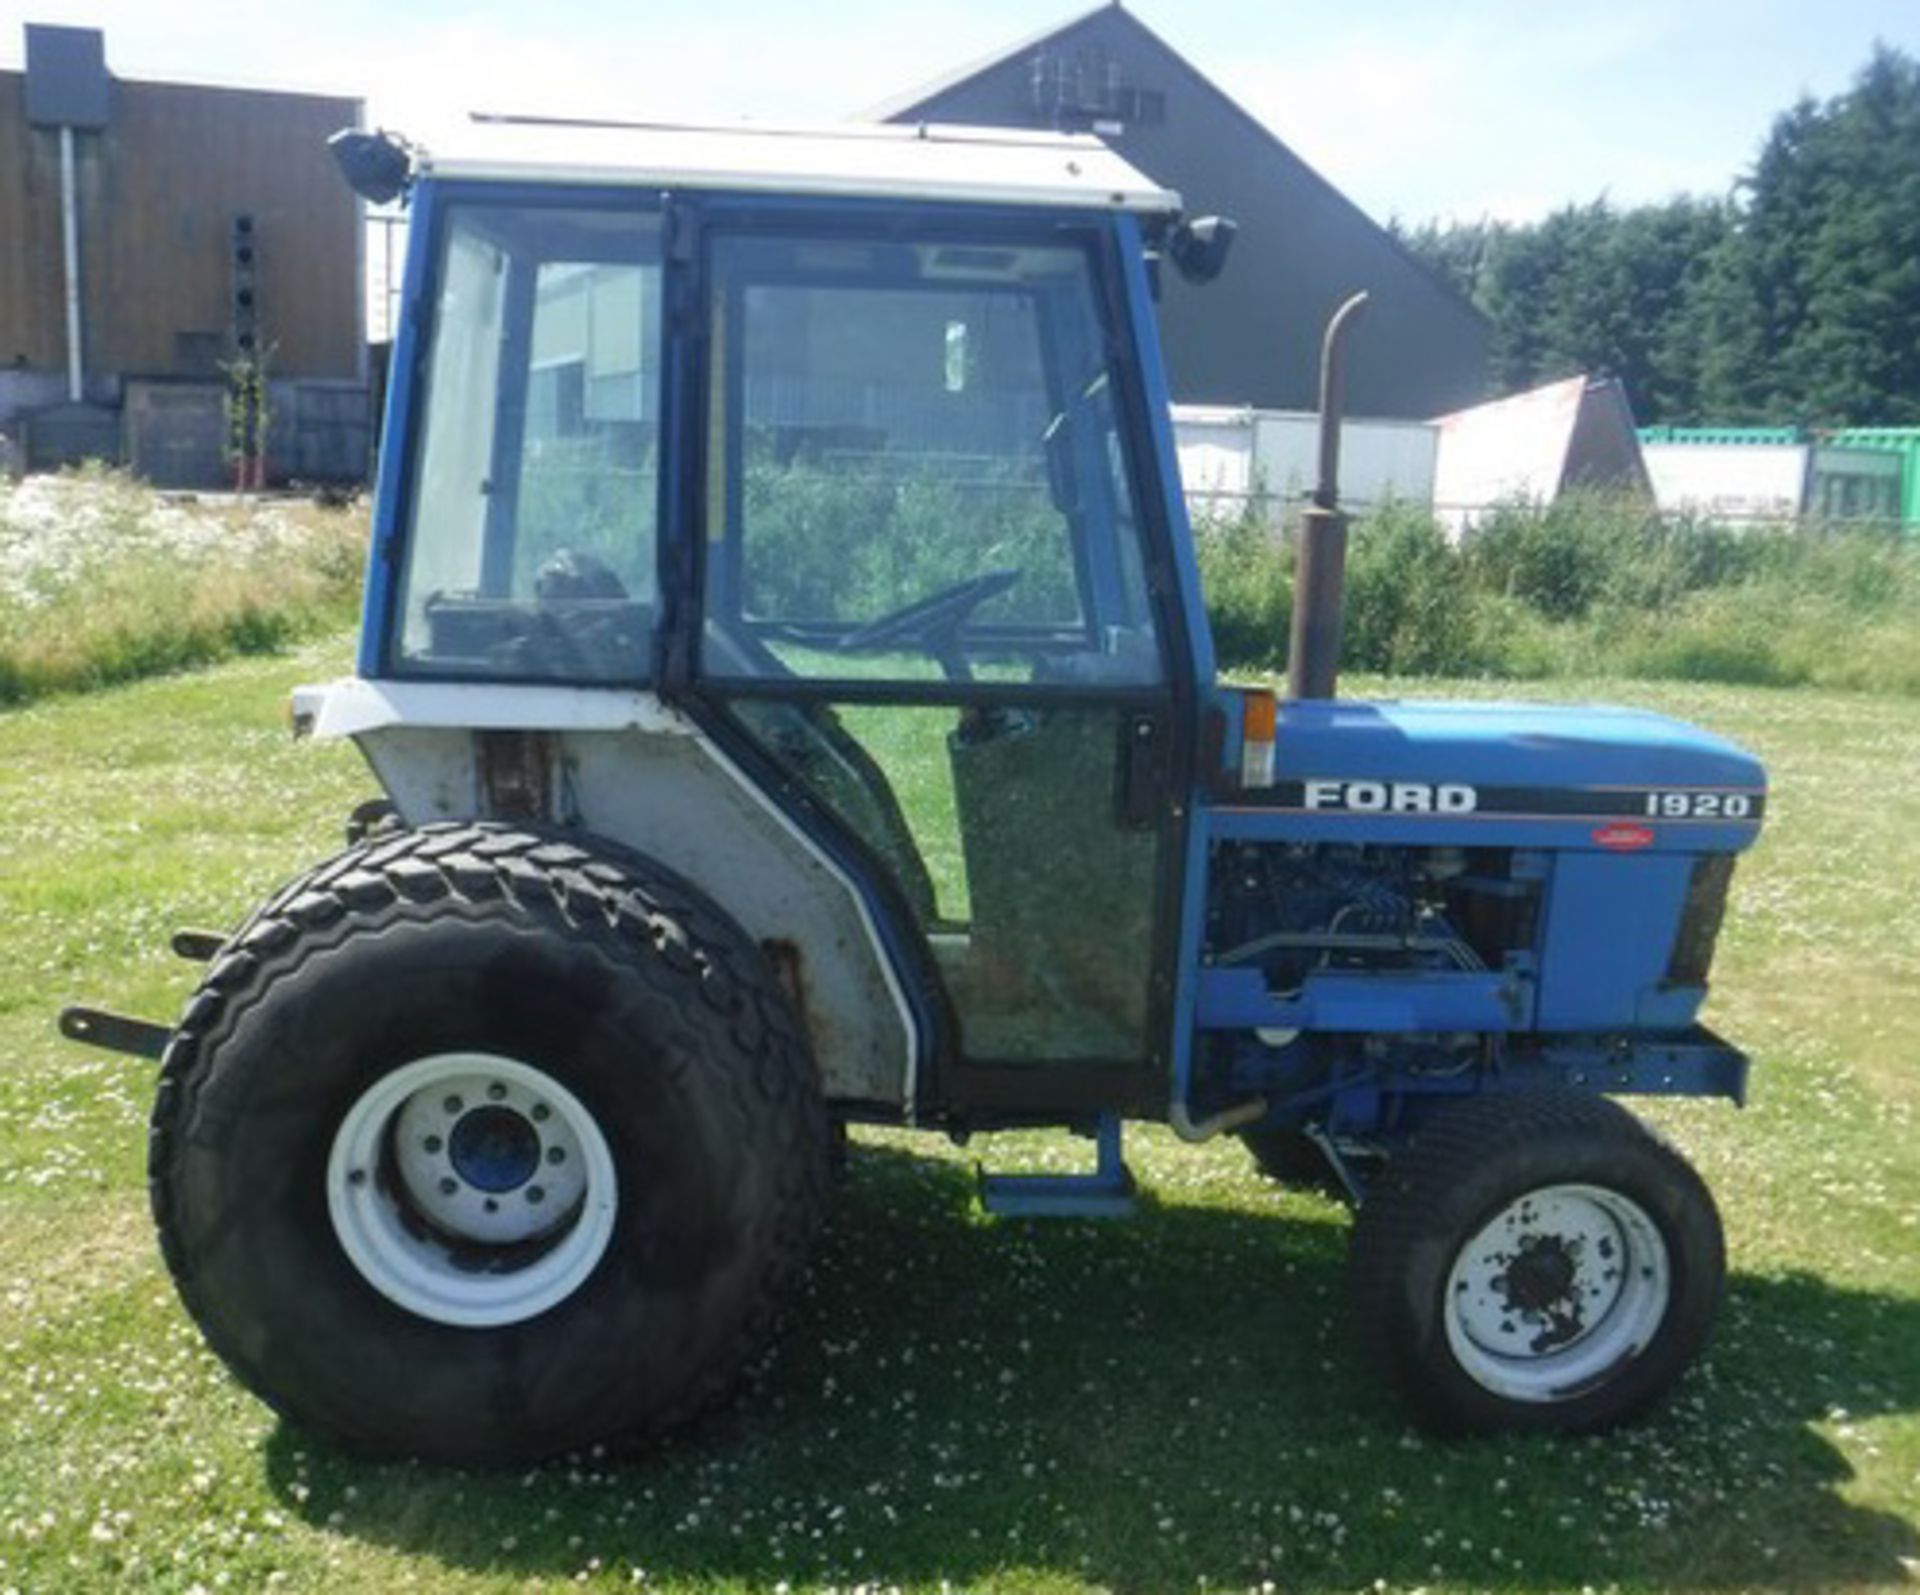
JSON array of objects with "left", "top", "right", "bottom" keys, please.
[
  {"left": 872, "top": 3, "right": 1489, "bottom": 335},
  {"left": 417, "top": 116, "right": 1180, "bottom": 213},
  {"left": 860, "top": 1, "right": 1117, "bottom": 124},
  {"left": 1432, "top": 375, "right": 1651, "bottom": 527}
]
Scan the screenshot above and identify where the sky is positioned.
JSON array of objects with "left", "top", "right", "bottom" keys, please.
[{"left": 5, "top": 0, "right": 1917, "bottom": 225}]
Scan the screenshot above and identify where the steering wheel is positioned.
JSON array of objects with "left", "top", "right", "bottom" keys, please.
[{"left": 835, "top": 568, "right": 1023, "bottom": 681}]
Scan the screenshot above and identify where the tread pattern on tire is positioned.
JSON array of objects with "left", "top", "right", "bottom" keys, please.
[{"left": 149, "top": 820, "right": 830, "bottom": 1456}]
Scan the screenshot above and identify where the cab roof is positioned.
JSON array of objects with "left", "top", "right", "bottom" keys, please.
[{"left": 415, "top": 117, "right": 1181, "bottom": 215}]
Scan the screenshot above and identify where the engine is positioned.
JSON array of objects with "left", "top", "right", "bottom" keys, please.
[{"left": 1205, "top": 841, "right": 1542, "bottom": 996}]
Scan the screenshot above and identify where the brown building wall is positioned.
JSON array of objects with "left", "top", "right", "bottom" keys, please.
[
  {"left": 0, "top": 68, "right": 362, "bottom": 383},
  {"left": 0, "top": 70, "right": 63, "bottom": 373}
]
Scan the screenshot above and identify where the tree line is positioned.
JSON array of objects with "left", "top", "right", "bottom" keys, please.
[{"left": 1395, "top": 44, "right": 1920, "bottom": 427}]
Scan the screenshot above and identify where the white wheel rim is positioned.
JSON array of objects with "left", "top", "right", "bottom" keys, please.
[
  {"left": 327, "top": 1052, "right": 618, "bottom": 1328},
  {"left": 1443, "top": 1182, "right": 1671, "bottom": 1403}
]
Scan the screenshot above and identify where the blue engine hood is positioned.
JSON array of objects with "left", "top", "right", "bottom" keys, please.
[{"left": 1273, "top": 698, "right": 1766, "bottom": 792}]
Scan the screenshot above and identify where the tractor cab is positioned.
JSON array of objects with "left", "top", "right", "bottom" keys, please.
[{"left": 340, "top": 119, "right": 1211, "bottom": 1116}]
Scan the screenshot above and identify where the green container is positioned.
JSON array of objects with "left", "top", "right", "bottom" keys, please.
[
  {"left": 1636, "top": 425, "right": 1804, "bottom": 447},
  {"left": 1829, "top": 427, "right": 1920, "bottom": 531}
]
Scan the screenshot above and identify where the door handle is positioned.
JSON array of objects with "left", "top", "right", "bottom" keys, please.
[{"left": 1118, "top": 712, "right": 1169, "bottom": 829}]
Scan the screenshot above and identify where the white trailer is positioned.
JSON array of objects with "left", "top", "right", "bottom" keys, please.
[{"left": 1171, "top": 403, "right": 1437, "bottom": 524}]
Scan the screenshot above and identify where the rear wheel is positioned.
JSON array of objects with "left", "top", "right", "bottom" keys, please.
[
  {"left": 1349, "top": 1092, "right": 1723, "bottom": 1434},
  {"left": 151, "top": 823, "right": 830, "bottom": 1463}
]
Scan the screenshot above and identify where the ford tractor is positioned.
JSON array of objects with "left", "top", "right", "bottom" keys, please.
[{"left": 62, "top": 119, "right": 1766, "bottom": 1463}]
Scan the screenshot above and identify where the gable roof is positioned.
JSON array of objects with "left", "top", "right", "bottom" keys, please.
[
  {"left": 860, "top": 1, "right": 1116, "bottom": 124},
  {"left": 869, "top": 3, "right": 1488, "bottom": 331}
]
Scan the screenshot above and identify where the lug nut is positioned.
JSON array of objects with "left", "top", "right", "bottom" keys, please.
[
  {"left": 488, "top": 1082, "right": 507, "bottom": 1101},
  {"left": 423, "top": 1134, "right": 443, "bottom": 1154},
  {"left": 439, "top": 1176, "right": 458, "bottom": 1196},
  {"left": 547, "top": 1146, "right": 566, "bottom": 1165},
  {"left": 527, "top": 1186, "right": 546, "bottom": 1204},
  {"left": 347, "top": 1168, "right": 367, "bottom": 1187},
  {"left": 531, "top": 1103, "right": 551, "bottom": 1123},
  {"left": 443, "top": 1095, "right": 463, "bottom": 1115},
  {"left": 483, "top": 1198, "right": 499, "bottom": 1214}
]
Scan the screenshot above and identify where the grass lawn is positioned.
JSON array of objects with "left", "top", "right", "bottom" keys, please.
[{"left": 0, "top": 640, "right": 1916, "bottom": 1593}]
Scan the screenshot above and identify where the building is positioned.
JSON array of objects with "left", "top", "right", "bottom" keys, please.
[
  {"left": 1638, "top": 427, "right": 1909, "bottom": 529},
  {"left": 871, "top": 3, "right": 1491, "bottom": 421},
  {"left": 1173, "top": 376, "right": 1653, "bottom": 536},
  {"left": 1828, "top": 428, "right": 1920, "bottom": 531},
  {"left": 1172, "top": 404, "right": 1437, "bottom": 522},
  {"left": 0, "top": 24, "right": 369, "bottom": 485},
  {"left": 1429, "top": 376, "right": 1649, "bottom": 534}
]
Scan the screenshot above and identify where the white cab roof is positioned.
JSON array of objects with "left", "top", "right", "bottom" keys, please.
[{"left": 416, "top": 118, "right": 1181, "bottom": 215}]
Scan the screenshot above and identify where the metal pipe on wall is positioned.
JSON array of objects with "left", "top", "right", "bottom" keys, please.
[{"left": 59, "top": 124, "right": 83, "bottom": 404}]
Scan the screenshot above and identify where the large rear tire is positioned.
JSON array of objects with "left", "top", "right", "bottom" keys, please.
[
  {"left": 151, "top": 823, "right": 830, "bottom": 1463},
  {"left": 1349, "top": 1091, "right": 1723, "bottom": 1434}
]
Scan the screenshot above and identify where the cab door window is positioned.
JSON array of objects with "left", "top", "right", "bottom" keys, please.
[{"left": 700, "top": 232, "right": 1162, "bottom": 687}]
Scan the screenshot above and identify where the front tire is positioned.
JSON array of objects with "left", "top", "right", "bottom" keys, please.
[
  {"left": 1349, "top": 1092, "right": 1723, "bottom": 1434},
  {"left": 151, "top": 824, "right": 830, "bottom": 1463}
]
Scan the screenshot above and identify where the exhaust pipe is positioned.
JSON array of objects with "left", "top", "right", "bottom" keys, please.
[{"left": 1286, "top": 290, "right": 1370, "bottom": 701}]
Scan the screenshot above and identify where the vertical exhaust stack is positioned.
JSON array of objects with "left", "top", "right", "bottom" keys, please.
[{"left": 1286, "top": 291, "right": 1370, "bottom": 701}]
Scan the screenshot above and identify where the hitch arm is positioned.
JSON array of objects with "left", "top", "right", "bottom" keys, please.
[{"left": 59, "top": 1006, "right": 173, "bottom": 1062}]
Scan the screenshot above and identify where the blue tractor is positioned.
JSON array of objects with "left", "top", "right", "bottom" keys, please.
[{"left": 64, "top": 119, "right": 1765, "bottom": 1461}]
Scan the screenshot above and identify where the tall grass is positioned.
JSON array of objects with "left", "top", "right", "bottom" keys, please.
[
  {"left": 0, "top": 470, "right": 367, "bottom": 708},
  {"left": 1194, "top": 493, "right": 1920, "bottom": 695},
  {"left": 9, "top": 468, "right": 1916, "bottom": 706}
]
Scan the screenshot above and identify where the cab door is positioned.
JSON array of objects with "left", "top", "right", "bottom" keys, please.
[{"left": 679, "top": 203, "right": 1190, "bottom": 1114}]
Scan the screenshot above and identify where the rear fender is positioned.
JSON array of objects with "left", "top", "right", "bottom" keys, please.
[{"left": 293, "top": 678, "right": 921, "bottom": 1112}]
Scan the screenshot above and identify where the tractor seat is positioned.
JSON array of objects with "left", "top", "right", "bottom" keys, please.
[{"left": 421, "top": 548, "right": 651, "bottom": 680}]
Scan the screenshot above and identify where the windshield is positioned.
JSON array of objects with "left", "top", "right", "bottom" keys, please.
[{"left": 392, "top": 201, "right": 664, "bottom": 681}]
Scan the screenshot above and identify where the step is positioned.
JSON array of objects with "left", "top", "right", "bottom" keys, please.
[{"left": 978, "top": 1115, "right": 1136, "bottom": 1218}]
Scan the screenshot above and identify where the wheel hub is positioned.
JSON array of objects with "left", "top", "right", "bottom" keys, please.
[
  {"left": 448, "top": 1104, "right": 543, "bottom": 1193},
  {"left": 1499, "top": 1235, "right": 1579, "bottom": 1314},
  {"left": 388, "top": 1066, "right": 588, "bottom": 1245}
]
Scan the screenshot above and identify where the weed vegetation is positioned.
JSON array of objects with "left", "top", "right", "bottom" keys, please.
[
  {"left": 5, "top": 468, "right": 1915, "bottom": 714},
  {"left": 0, "top": 467, "right": 365, "bottom": 707},
  {"left": 1197, "top": 493, "right": 1920, "bottom": 694}
]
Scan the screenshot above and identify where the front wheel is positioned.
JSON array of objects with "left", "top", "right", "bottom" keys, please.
[
  {"left": 1349, "top": 1092, "right": 1724, "bottom": 1434},
  {"left": 151, "top": 824, "right": 830, "bottom": 1463}
]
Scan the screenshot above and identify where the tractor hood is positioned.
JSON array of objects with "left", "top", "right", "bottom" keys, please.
[
  {"left": 1273, "top": 698, "right": 1765, "bottom": 792},
  {"left": 1216, "top": 695, "right": 1769, "bottom": 847}
]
